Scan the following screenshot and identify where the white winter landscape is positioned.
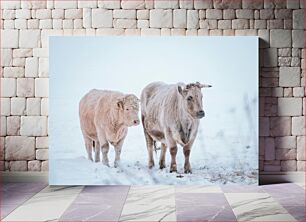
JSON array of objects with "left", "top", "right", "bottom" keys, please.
[{"left": 49, "top": 37, "right": 258, "bottom": 185}]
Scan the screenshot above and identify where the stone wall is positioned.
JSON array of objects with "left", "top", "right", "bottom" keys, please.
[{"left": 0, "top": 0, "right": 305, "bottom": 172}]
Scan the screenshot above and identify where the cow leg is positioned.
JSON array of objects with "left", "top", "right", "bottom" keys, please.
[
  {"left": 183, "top": 147, "right": 192, "bottom": 174},
  {"left": 183, "top": 140, "right": 194, "bottom": 174},
  {"left": 159, "top": 143, "right": 167, "bottom": 169},
  {"left": 94, "top": 140, "right": 100, "bottom": 162},
  {"left": 101, "top": 142, "right": 110, "bottom": 167},
  {"left": 114, "top": 138, "right": 124, "bottom": 168},
  {"left": 84, "top": 137, "right": 93, "bottom": 161},
  {"left": 143, "top": 128, "right": 155, "bottom": 168},
  {"left": 169, "top": 145, "right": 178, "bottom": 173}
]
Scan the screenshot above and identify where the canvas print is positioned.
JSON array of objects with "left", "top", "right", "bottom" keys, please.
[{"left": 49, "top": 37, "right": 258, "bottom": 185}]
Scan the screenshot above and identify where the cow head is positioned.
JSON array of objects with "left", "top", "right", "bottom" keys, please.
[
  {"left": 117, "top": 94, "right": 140, "bottom": 127},
  {"left": 178, "top": 82, "right": 211, "bottom": 119}
]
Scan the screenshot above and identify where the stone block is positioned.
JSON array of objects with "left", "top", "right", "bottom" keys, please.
[
  {"left": 5, "top": 136, "right": 35, "bottom": 160},
  {"left": 292, "top": 30, "right": 305, "bottom": 48},
  {"left": 92, "top": 9, "right": 113, "bottom": 28},
  {"left": 35, "top": 78, "right": 49, "bottom": 97},
  {"left": 265, "top": 137, "right": 275, "bottom": 160},
  {"left": 41, "top": 160, "right": 48, "bottom": 171},
  {"left": 17, "top": 78, "right": 34, "bottom": 97},
  {"left": 150, "top": 9, "right": 172, "bottom": 28},
  {"left": 1, "top": 117, "right": 6, "bottom": 137},
  {"left": 1, "top": 78, "right": 16, "bottom": 98},
  {"left": 276, "top": 149, "right": 296, "bottom": 160},
  {"left": 38, "top": 58, "right": 49, "bottom": 77},
  {"left": 260, "top": 117, "right": 269, "bottom": 136},
  {"left": 3, "top": 67, "right": 24, "bottom": 78},
  {"left": 242, "top": 0, "right": 263, "bottom": 9},
  {"left": 1, "top": 98, "right": 10, "bottom": 116},
  {"left": 65, "top": 9, "right": 82, "bottom": 19},
  {"left": 1, "top": 1, "right": 20, "bottom": 9},
  {"left": 278, "top": 98, "right": 302, "bottom": 116},
  {"left": 7, "top": 116, "right": 20, "bottom": 136},
  {"left": 232, "top": 19, "right": 249, "bottom": 29},
  {"left": 137, "top": 20, "right": 149, "bottom": 28},
  {"left": 113, "top": 19, "right": 137, "bottom": 28},
  {"left": 270, "top": 29, "right": 291, "bottom": 48},
  {"left": 173, "top": 9, "right": 187, "bottom": 28},
  {"left": 19, "top": 30, "right": 41, "bottom": 48},
  {"left": 206, "top": 9, "right": 222, "bottom": 19},
  {"left": 281, "top": 160, "right": 297, "bottom": 171},
  {"left": 25, "top": 57, "right": 38, "bottom": 77},
  {"left": 11, "top": 98, "right": 26, "bottom": 115},
  {"left": 54, "top": 1, "right": 77, "bottom": 9},
  {"left": 28, "top": 160, "right": 41, "bottom": 171},
  {"left": 137, "top": 10, "right": 149, "bottom": 19},
  {"left": 187, "top": 10, "right": 199, "bottom": 29},
  {"left": 140, "top": 28, "right": 161, "bottom": 36},
  {"left": 270, "top": 117, "right": 291, "bottom": 136},
  {"left": 122, "top": 0, "right": 145, "bottom": 9},
  {"left": 20, "top": 116, "right": 48, "bottom": 136},
  {"left": 213, "top": 0, "right": 241, "bottom": 9},
  {"left": 292, "top": 116, "right": 305, "bottom": 136},
  {"left": 297, "top": 136, "right": 305, "bottom": 160},
  {"left": 236, "top": 9, "right": 254, "bottom": 19},
  {"left": 9, "top": 161, "right": 27, "bottom": 171},
  {"left": 41, "top": 98, "right": 49, "bottom": 116},
  {"left": 293, "top": 87, "right": 304, "bottom": 97},
  {"left": 154, "top": 0, "right": 178, "bottom": 9},
  {"left": 113, "top": 9, "right": 136, "bottom": 19},
  {"left": 98, "top": 0, "right": 120, "bottom": 9},
  {"left": 218, "top": 20, "right": 231, "bottom": 29},
  {"left": 293, "top": 9, "right": 305, "bottom": 29},
  {"left": 26, "top": 98, "right": 41, "bottom": 116},
  {"left": 279, "top": 67, "right": 300, "bottom": 87},
  {"left": 36, "top": 137, "right": 48, "bottom": 149},
  {"left": 1, "top": 30, "right": 19, "bottom": 48},
  {"left": 36, "top": 149, "right": 48, "bottom": 160},
  {"left": 275, "top": 136, "right": 297, "bottom": 149}
]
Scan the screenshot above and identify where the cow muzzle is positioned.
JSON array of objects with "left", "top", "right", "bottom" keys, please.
[
  {"left": 196, "top": 110, "right": 205, "bottom": 119},
  {"left": 133, "top": 119, "right": 140, "bottom": 126}
]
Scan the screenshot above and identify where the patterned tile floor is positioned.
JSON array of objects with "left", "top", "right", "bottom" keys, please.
[{"left": 0, "top": 182, "right": 304, "bottom": 221}]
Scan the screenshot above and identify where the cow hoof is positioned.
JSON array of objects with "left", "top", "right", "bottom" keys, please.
[
  {"left": 95, "top": 159, "right": 100, "bottom": 163},
  {"left": 148, "top": 161, "right": 155, "bottom": 169},
  {"left": 159, "top": 164, "right": 166, "bottom": 170},
  {"left": 184, "top": 169, "right": 192, "bottom": 174},
  {"left": 170, "top": 165, "right": 177, "bottom": 173},
  {"left": 114, "top": 161, "right": 120, "bottom": 168},
  {"left": 102, "top": 161, "right": 110, "bottom": 167}
]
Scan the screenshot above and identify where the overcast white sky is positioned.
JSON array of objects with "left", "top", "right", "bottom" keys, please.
[{"left": 50, "top": 36, "right": 258, "bottom": 156}]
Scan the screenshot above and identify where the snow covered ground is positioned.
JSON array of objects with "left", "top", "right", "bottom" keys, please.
[
  {"left": 49, "top": 37, "right": 258, "bottom": 185},
  {"left": 49, "top": 96, "right": 258, "bottom": 185}
]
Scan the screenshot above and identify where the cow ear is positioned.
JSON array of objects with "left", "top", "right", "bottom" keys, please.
[
  {"left": 178, "top": 86, "right": 187, "bottom": 96},
  {"left": 117, "top": 99, "right": 124, "bottom": 109}
]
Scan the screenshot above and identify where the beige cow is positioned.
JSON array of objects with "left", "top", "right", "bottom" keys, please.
[
  {"left": 79, "top": 89, "right": 140, "bottom": 167},
  {"left": 141, "top": 82, "right": 211, "bottom": 173}
]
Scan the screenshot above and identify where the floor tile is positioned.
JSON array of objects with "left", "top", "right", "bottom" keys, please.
[
  {"left": 261, "top": 183, "right": 304, "bottom": 193},
  {"left": 270, "top": 192, "right": 305, "bottom": 206},
  {"left": 1, "top": 182, "right": 47, "bottom": 194},
  {"left": 119, "top": 186, "right": 176, "bottom": 222},
  {"left": 283, "top": 205, "right": 305, "bottom": 222},
  {"left": 176, "top": 193, "right": 236, "bottom": 221},
  {"left": 225, "top": 193, "right": 297, "bottom": 221},
  {"left": 59, "top": 186, "right": 129, "bottom": 221},
  {"left": 1, "top": 182, "right": 47, "bottom": 219},
  {"left": 221, "top": 185, "right": 264, "bottom": 193},
  {"left": 3, "top": 186, "right": 83, "bottom": 221},
  {"left": 175, "top": 185, "right": 222, "bottom": 193}
]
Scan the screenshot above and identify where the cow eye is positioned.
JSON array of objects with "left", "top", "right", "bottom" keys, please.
[
  {"left": 187, "top": 96, "right": 193, "bottom": 101},
  {"left": 126, "top": 108, "right": 129, "bottom": 111}
]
